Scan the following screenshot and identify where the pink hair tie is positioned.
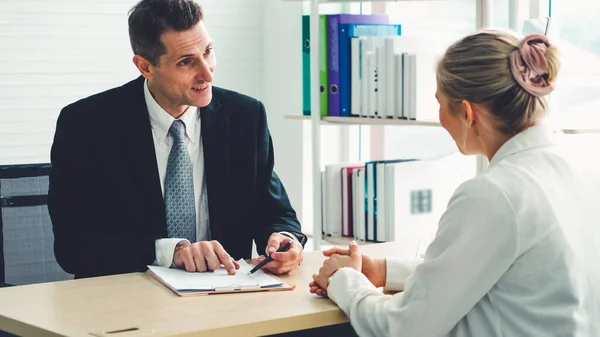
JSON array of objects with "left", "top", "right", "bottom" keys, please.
[{"left": 510, "top": 34, "right": 554, "bottom": 97}]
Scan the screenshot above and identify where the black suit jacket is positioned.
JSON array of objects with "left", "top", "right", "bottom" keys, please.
[{"left": 48, "top": 76, "right": 306, "bottom": 279}]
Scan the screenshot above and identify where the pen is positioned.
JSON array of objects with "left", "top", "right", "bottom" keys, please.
[{"left": 247, "top": 241, "right": 293, "bottom": 276}]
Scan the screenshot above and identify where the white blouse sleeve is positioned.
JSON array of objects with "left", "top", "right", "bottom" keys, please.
[
  {"left": 326, "top": 177, "right": 520, "bottom": 337},
  {"left": 383, "top": 258, "right": 421, "bottom": 292}
]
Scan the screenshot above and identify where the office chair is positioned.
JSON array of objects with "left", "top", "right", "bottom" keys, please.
[{"left": 0, "top": 164, "right": 72, "bottom": 286}]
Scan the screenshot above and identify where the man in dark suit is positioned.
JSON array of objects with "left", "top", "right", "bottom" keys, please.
[{"left": 48, "top": 0, "right": 306, "bottom": 279}]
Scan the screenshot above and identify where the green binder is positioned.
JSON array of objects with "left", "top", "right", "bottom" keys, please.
[{"left": 301, "top": 15, "right": 328, "bottom": 116}]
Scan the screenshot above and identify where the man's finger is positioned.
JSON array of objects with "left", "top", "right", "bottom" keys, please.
[
  {"left": 261, "top": 258, "right": 298, "bottom": 275},
  {"left": 192, "top": 245, "right": 207, "bottom": 272},
  {"left": 180, "top": 248, "right": 196, "bottom": 272},
  {"left": 266, "top": 234, "right": 283, "bottom": 255},
  {"left": 270, "top": 242, "right": 300, "bottom": 261},
  {"left": 232, "top": 259, "right": 240, "bottom": 269},
  {"left": 253, "top": 256, "right": 278, "bottom": 271},
  {"left": 213, "top": 243, "right": 236, "bottom": 274},
  {"left": 259, "top": 260, "right": 279, "bottom": 271},
  {"left": 202, "top": 242, "right": 220, "bottom": 271},
  {"left": 252, "top": 255, "right": 266, "bottom": 266}
]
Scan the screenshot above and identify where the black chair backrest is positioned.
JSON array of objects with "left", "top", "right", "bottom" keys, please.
[{"left": 0, "top": 164, "right": 73, "bottom": 285}]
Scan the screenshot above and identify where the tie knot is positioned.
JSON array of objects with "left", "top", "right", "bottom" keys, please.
[{"left": 169, "top": 120, "right": 186, "bottom": 143}]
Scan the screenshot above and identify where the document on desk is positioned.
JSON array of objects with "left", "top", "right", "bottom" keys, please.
[{"left": 147, "top": 259, "right": 294, "bottom": 296}]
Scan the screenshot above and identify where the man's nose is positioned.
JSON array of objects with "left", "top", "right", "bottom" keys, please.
[{"left": 195, "top": 59, "right": 214, "bottom": 83}]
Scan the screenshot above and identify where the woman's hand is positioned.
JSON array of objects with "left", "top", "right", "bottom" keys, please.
[
  {"left": 309, "top": 242, "right": 387, "bottom": 297},
  {"left": 309, "top": 242, "right": 362, "bottom": 294}
]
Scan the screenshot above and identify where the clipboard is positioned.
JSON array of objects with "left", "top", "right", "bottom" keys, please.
[{"left": 146, "top": 260, "right": 295, "bottom": 297}]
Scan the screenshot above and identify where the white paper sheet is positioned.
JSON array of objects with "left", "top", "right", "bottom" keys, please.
[{"left": 147, "top": 259, "right": 283, "bottom": 292}]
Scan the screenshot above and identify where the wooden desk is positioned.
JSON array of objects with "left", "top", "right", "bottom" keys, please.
[{"left": 0, "top": 242, "right": 408, "bottom": 337}]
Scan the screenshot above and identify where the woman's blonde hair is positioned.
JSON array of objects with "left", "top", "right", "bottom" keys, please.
[{"left": 436, "top": 30, "right": 561, "bottom": 135}]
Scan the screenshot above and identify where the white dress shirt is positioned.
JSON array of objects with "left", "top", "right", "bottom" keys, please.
[
  {"left": 144, "top": 80, "right": 209, "bottom": 267},
  {"left": 327, "top": 123, "right": 600, "bottom": 337},
  {"left": 144, "top": 80, "right": 297, "bottom": 268}
]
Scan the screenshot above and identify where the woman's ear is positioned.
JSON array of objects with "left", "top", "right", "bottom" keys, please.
[{"left": 461, "top": 100, "right": 476, "bottom": 127}]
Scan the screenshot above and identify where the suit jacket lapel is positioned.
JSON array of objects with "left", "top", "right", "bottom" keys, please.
[
  {"left": 121, "top": 77, "right": 166, "bottom": 233},
  {"left": 201, "top": 96, "right": 229, "bottom": 240}
]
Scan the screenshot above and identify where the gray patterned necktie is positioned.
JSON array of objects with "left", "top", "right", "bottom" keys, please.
[{"left": 165, "top": 120, "right": 196, "bottom": 242}]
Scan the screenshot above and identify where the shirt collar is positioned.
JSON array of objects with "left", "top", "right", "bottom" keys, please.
[
  {"left": 144, "top": 79, "right": 199, "bottom": 144},
  {"left": 489, "top": 121, "right": 560, "bottom": 167}
]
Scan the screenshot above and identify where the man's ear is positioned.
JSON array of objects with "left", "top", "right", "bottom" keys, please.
[
  {"left": 461, "top": 100, "right": 476, "bottom": 127},
  {"left": 132, "top": 55, "right": 154, "bottom": 80}
]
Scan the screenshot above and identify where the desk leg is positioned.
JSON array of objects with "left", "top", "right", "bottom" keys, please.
[
  {"left": 263, "top": 323, "right": 358, "bottom": 337},
  {"left": 0, "top": 331, "right": 19, "bottom": 337}
]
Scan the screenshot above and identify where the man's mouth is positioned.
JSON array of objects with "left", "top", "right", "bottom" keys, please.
[{"left": 192, "top": 84, "right": 209, "bottom": 92}]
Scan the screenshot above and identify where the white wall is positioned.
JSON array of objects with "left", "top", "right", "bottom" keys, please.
[
  {"left": 202, "top": 0, "right": 264, "bottom": 99},
  {"left": 0, "top": 0, "right": 266, "bottom": 164},
  {"left": 0, "top": 0, "right": 305, "bottom": 232},
  {"left": 261, "top": 1, "right": 304, "bottom": 225},
  {"left": 0, "top": 0, "right": 139, "bottom": 165}
]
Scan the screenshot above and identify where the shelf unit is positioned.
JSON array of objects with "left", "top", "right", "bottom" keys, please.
[
  {"left": 288, "top": 0, "right": 598, "bottom": 251},
  {"left": 284, "top": 114, "right": 442, "bottom": 127},
  {"left": 285, "top": 114, "right": 600, "bottom": 133},
  {"left": 294, "top": 0, "right": 494, "bottom": 251}
]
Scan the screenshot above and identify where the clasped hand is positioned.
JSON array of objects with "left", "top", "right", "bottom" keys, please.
[{"left": 309, "top": 242, "right": 386, "bottom": 297}]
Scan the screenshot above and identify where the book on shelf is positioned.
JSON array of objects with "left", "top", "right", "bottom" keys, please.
[
  {"left": 338, "top": 21, "right": 401, "bottom": 117},
  {"left": 341, "top": 165, "right": 364, "bottom": 237},
  {"left": 320, "top": 153, "right": 475, "bottom": 252},
  {"left": 302, "top": 14, "right": 390, "bottom": 117},
  {"left": 323, "top": 162, "right": 362, "bottom": 237},
  {"left": 302, "top": 11, "right": 460, "bottom": 122},
  {"left": 327, "top": 14, "right": 391, "bottom": 117}
]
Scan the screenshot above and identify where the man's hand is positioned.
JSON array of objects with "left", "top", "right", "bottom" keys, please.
[
  {"left": 251, "top": 233, "right": 303, "bottom": 275},
  {"left": 173, "top": 240, "right": 240, "bottom": 275},
  {"left": 309, "top": 242, "right": 363, "bottom": 296}
]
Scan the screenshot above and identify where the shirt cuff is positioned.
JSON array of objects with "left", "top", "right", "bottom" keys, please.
[
  {"left": 155, "top": 238, "right": 190, "bottom": 268},
  {"left": 384, "top": 258, "right": 421, "bottom": 292},
  {"left": 279, "top": 231, "right": 299, "bottom": 242},
  {"left": 327, "top": 267, "right": 380, "bottom": 311}
]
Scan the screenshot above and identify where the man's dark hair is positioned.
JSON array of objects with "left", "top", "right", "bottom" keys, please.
[{"left": 128, "top": 0, "right": 203, "bottom": 66}]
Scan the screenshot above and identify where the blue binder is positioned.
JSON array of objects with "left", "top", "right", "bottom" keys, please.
[{"left": 339, "top": 24, "right": 402, "bottom": 116}]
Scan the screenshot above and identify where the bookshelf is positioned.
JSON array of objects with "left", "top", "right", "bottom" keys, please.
[
  {"left": 293, "top": 0, "right": 493, "bottom": 251},
  {"left": 284, "top": 115, "right": 598, "bottom": 134},
  {"left": 284, "top": 0, "right": 457, "bottom": 2},
  {"left": 284, "top": 114, "right": 442, "bottom": 127}
]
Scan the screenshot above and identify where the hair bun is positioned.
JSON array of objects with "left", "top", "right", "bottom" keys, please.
[{"left": 510, "top": 34, "right": 554, "bottom": 97}]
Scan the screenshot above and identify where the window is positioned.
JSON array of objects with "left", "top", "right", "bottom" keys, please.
[{"left": 548, "top": 0, "right": 600, "bottom": 131}]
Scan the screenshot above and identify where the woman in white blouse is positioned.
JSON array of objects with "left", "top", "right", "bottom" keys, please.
[{"left": 310, "top": 30, "right": 600, "bottom": 337}]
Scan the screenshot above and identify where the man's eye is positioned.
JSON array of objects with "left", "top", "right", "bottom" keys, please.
[
  {"left": 178, "top": 58, "right": 192, "bottom": 66},
  {"left": 204, "top": 47, "right": 213, "bottom": 55}
]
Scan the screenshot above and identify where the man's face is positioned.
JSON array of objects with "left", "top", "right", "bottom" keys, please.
[{"left": 147, "top": 21, "right": 216, "bottom": 113}]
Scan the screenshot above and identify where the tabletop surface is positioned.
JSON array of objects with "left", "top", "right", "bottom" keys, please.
[{"left": 0, "top": 241, "right": 411, "bottom": 337}]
